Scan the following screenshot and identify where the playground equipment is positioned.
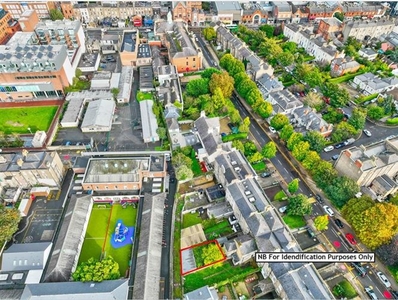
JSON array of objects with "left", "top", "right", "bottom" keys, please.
[{"left": 114, "top": 222, "right": 129, "bottom": 243}]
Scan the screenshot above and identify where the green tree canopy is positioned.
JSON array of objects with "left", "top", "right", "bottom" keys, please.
[
  {"left": 304, "top": 92, "right": 323, "bottom": 109},
  {"left": 312, "top": 160, "right": 337, "bottom": 189},
  {"left": 325, "top": 176, "right": 359, "bottom": 208},
  {"left": 186, "top": 78, "right": 210, "bottom": 97},
  {"left": 292, "top": 141, "right": 310, "bottom": 162},
  {"left": 49, "top": 9, "right": 64, "bottom": 21},
  {"left": 72, "top": 257, "right": 120, "bottom": 282},
  {"left": 156, "top": 127, "right": 167, "bottom": 140},
  {"left": 0, "top": 206, "right": 21, "bottom": 246},
  {"left": 203, "top": 27, "right": 217, "bottom": 41},
  {"left": 288, "top": 178, "right": 300, "bottom": 194},
  {"left": 314, "top": 215, "right": 329, "bottom": 231},
  {"left": 279, "top": 124, "right": 294, "bottom": 141},
  {"left": 303, "top": 131, "right": 327, "bottom": 153},
  {"left": 270, "top": 113, "right": 289, "bottom": 131},
  {"left": 209, "top": 71, "right": 234, "bottom": 98},
  {"left": 176, "top": 165, "right": 194, "bottom": 181},
  {"left": 341, "top": 196, "right": 375, "bottom": 225},
  {"left": 348, "top": 107, "right": 367, "bottom": 130},
  {"left": 255, "top": 101, "right": 273, "bottom": 118},
  {"left": 287, "top": 132, "right": 304, "bottom": 151},
  {"left": 212, "top": 87, "right": 227, "bottom": 113},
  {"left": 259, "top": 24, "right": 275, "bottom": 38},
  {"left": 287, "top": 194, "right": 312, "bottom": 216},
  {"left": 238, "top": 116, "right": 251, "bottom": 133},
  {"left": 261, "top": 141, "right": 277, "bottom": 159},
  {"left": 202, "top": 243, "right": 224, "bottom": 265},
  {"left": 376, "top": 235, "right": 398, "bottom": 266},
  {"left": 248, "top": 151, "right": 263, "bottom": 164},
  {"left": 367, "top": 105, "right": 385, "bottom": 120},
  {"left": 201, "top": 67, "right": 222, "bottom": 79},
  {"left": 276, "top": 51, "right": 295, "bottom": 67},
  {"left": 331, "top": 122, "right": 357, "bottom": 143},
  {"left": 232, "top": 139, "right": 245, "bottom": 153},
  {"left": 172, "top": 152, "right": 193, "bottom": 169}
]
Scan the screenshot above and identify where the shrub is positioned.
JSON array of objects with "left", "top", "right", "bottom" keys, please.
[
  {"left": 222, "top": 132, "right": 248, "bottom": 142},
  {"left": 328, "top": 72, "right": 363, "bottom": 84},
  {"left": 386, "top": 117, "right": 398, "bottom": 125},
  {"left": 274, "top": 190, "right": 287, "bottom": 201}
]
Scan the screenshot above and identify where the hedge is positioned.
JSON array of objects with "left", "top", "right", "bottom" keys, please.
[
  {"left": 222, "top": 132, "right": 248, "bottom": 142},
  {"left": 386, "top": 117, "right": 398, "bottom": 125},
  {"left": 328, "top": 72, "right": 364, "bottom": 84}
]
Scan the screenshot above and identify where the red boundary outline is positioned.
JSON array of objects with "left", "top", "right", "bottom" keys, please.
[{"left": 180, "top": 239, "right": 226, "bottom": 276}]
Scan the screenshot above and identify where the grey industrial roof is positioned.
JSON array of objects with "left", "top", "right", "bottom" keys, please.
[
  {"left": 132, "top": 193, "right": 165, "bottom": 299},
  {"left": 140, "top": 100, "right": 159, "bottom": 142},
  {"left": 137, "top": 43, "right": 151, "bottom": 58},
  {"left": 81, "top": 99, "right": 115, "bottom": 129},
  {"left": 44, "top": 195, "right": 91, "bottom": 282},
  {"left": 2, "top": 242, "right": 52, "bottom": 272},
  {"left": 214, "top": 1, "right": 242, "bottom": 12},
  {"left": 21, "top": 279, "right": 128, "bottom": 300}
]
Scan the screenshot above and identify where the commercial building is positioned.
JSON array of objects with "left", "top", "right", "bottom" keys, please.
[
  {"left": 120, "top": 31, "right": 138, "bottom": 67},
  {"left": 0, "top": 150, "right": 65, "bottom": 189},
  {"left": 80, "top": 99, "right": 115, "bottom": 133},
  {"left": 1, "top": 1, "right": 57, "bottom": 19},
  {"left": 172, "top": 1, "right": 202, "bottom": 23},
  {"left": 335, "top": 137, "right": 398, "bottom": 186},
  {"left": 136, "top": 43, "right": 152, "bottom": 67},
  {"left": 0, "top": 8, "right": 20, "bottom": 45},
  {"left": 140, "top": 100, "right": 159, "bottom": 143},
  {"left": 81, "top": 156, "right": 166, "bottom": 192},
  {"left": 214, "top": 1, "right": 242, "bottom": 23},
  {"left": 0, "top": 32, "right": 74, "bottom": 101},
  {"left": 18, "top": 10, "right": 40, "bottom": 33},
  {"left": 116, "top": 66, "right": 134, "bottom": 103}
]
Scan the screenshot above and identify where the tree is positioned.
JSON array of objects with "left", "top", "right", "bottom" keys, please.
[
  {"left": 220, "top": 54, "right": 245, "bottom": 76},
  {"left": 237, "top": 78, "right": 257, "bottom": 99},
  {"left": 72, "top": 257, "right": 120, "bottom": 282},
  {"left": 212, "top": 87, "right": 226, "bottom": 113},
  {"left": 314, "top": 215, "right": 329, "bottom": 231},
  {"left": 341, "top": 196, "right": 375, "bottom": 225},
  {"left": 261, "top": 141, "right": 277, "bottom": 159},
  {"left": 376, "top": 235, "right": 398, "bottom": 266},
  {"left": 330, "top": 86, "right": 350, "bottom": 108},
  {"left": 276, "top": 51, "right": 294, "bottom": 67},
  {"left": 354, "top": 203, "right": 398, "bottom": 250},
  {"left": 255, "top": 101, "right": 273, "bottom": 118},
  {"left": 0, "top": 206, "right": 21, "bottom": 246},
  {"left": 238, "top": 117, "right": 250, "bottom": 133},
  {"left": 203, "top": 27, "right": 216, "bottom": 41},
  {"left": 248, "top": 152, "right": 263, "bottom": 164},
  {"left": 156, "top": 127, "right": 167, "bottom": 140},
  {"left": 202, "top": 243, "right": 224, "bottom": 265},
  {"left": 282, "top": 41, "right": 297, "bottom": 53},
  {"left": 312, "top": 160, "right": 337, "bottom": 189},
  {"left": 302, "top": 151, "right": 321, "bottom": 171},
  {"left": 209, "top": 71, "right": 234, "bottom": 98},
  {"left": 244, "top": 141, "right": 257, "bottom": 157},
  {"left": 186, "top": 78, "right": 210, "bottom": 97},
  {"left": 201, "top": 67, "right": 222, "bottom": 79},
  {"left": 172, "top": 152, "right": 192, "bottom": 169},
  {"left": 176, "top": 165, "right": 194, "bottom": 181},
  {"left": 288, "top": 178, "right": 299, "bottom": 194},
  {"left": 279, "top": 124, "right": 294, "bottom": 141},
  {"left": 304, "top": 92, "right": 323, "bottom": 109},
  {"left": 233, "top": 72, "right": 249, "bottom": 87},
  {"left": 348, "top": 107, "right": 367, "bottom": 130},
  {"left": 229, "top": 108, "right": 241, "bottom": 124},
  {"left": 232, "top": 140, "right": 245, "bottom": 153},
  {"left": 287, "top": 194, "right": 312, "bottom": 216},
  {"left": 303, "top": 131, "right": 327, "bottom": 153},
  {"left": 258, "top": 38, "right": 283, "bottom": 60},
  {"left": 49, "top": 9, "right": 64, "bottom": 21},
  {"left": 270, "top": 113, "right": 289, "bottom": 131},
  {"left": 287, "top": 132, "right": 303, "bottom": 151},
  {"left": 325, "top": 176, "right": 359, "bottom": 208},
  {"left": 111, "top": 88, "right": 119, "bottom": 100},
  {"left": 259, "top": 24, "right": 275, "bottom": 38},
  {"left": 304, "top": 67, "right": 323, "bottom": 88},
  {"left": 331, "top": 122, "right": 357, "bottom": 143},
  {"left": 334, "top": 12, "right": 344, "bottom": 22},
  {"left": 367, "top": 105, "right": 385, "bottom": 120},
  {"left": 292, "top": 141, "right": 310, "bottom": 161}
]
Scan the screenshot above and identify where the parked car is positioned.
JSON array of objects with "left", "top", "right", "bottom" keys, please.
[
  {"left": 324, "top": 146, "right": 334, "bottom": 152},
  {"left": 334, "top": 142, "right": 345, "bottom": 149},
  {"left": 352, "top": 262, "right": 367, "bottom": 277},
  {"left": 323, "top": 205, "right": 334, "bottom": 217},
  {"left": 363, "top": 129, "right": 372, "bottom": 137},
  {"left": 269, "top": 126, "right": 276, "bottom": 133},
  {"left": 315, "top": 194, "right": 323, "bottom": 203},
  {"left": 364, "top": 287, "right": 378, "bottom": 300},
  {"left": 345, "top": 233, "right": 357, "bottom": 245},
  {"left": 376, "top": 271, "right": 391, "bottom": 288},
  {"left": 390, "top": 290, "right": 398, "bottom": 300},
  {"left": 344, "top": 138, "right": 355, "bottom": 146},
  {"left": 307, "top": 228, "right": 315, "bottom": 238},
  {"left": 279, "top": 205, "right": 288, "bottom": 213},
  {"left": 332, "top": 154, "right": 339, "bottom": 160},
  {"left": 260, "top": 172, "right": 272, "bottom": 178},
  {"left": 334, "top": 218, "right": 344, "bottom": 229}
]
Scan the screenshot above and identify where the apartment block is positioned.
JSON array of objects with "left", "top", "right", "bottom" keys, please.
[
  {"left": 0, "top": 150, "right": 65, "bottom": 189},
  {"left": 335, "top": 137, "right": 398, "bottom": 186},
  {"left": 81, "top": 156, "right": 166, "bottom": 192},
  {"left": 1, "top": 1, "right": 57, "bottom": 19},
  {"left": 18, "top": 10, "right": 40, "bottom": 32},
  {"left": 342, "top": 18, "right": 396, "bottom": 42},
  {"left": 0, "top": 32, "right": 73, "bottom": 101},
  {"left": 0, "top": 8, "right": 20, "bottom": 45}
]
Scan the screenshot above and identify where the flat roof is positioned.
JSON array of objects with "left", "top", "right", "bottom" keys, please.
[{"left": 137, "top": 43, "right": 151, "bottom": 58}]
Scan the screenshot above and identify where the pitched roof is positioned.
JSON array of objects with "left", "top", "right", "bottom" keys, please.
[
  {"left": 21, "top": 280, "right": 128, "bottom": 300},
  {"left": 81, "top": 100, "right": 115, "bottom": 129},
  {"left": 194, "top": 113, "right": 221, "bottom": 156}
]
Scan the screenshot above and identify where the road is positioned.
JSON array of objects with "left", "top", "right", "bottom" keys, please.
[
  {"left": 195, "top": 34, "right": 217, "bottom": 68},
  {"left": 231, "top": 92, "right": 391, "bottom": 299}
]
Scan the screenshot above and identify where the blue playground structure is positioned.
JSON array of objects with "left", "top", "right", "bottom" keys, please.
[{"left": 111, "top": 220, "right": 135, "bottom": 249}]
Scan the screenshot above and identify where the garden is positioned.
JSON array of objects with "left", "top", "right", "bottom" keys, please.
[
  {"left": 332, "top": 279, "right": 357, "bottom": 299},
  {"left": 0, "top": 106, "right": 58, "bottom": 134},
  {"left": 191, "top": 241, "right": 225, "bottom": 268},
  {"left": 283, "top": 215, "right": 306, "bottom": 230},
  {"left": 78, "top": 203, "right": 138, "bottom": 276}
]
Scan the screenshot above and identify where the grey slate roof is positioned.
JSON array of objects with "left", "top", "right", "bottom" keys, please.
[
  {"left": 2, "top": 242, "right": 52, "bottom": 272},
  {"left": 194, "top": 114, "right": 221, "bottom": 156},
  {"left": 81, "top": 99, "right": 115, "bottom": 129},
  {"left": 21, "top": 280, "right": 128, "bottom": 300},
  {"left": 184, "top": 285, "right": 218, "bottom": 300}
]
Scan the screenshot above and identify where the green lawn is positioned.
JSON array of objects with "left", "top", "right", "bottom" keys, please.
[
  {"left": 333, "top": 279, "right": 357, "bottom": 299},
  {"left": 252, "top": 161, "right": 266, "bottom": 172},
  {"left": 274, "top": 190, "right": 287, "bottom": 201},
  {"left": 136, "top": 91, "right": 153, "bottom": 101},
  {"left": 182, "top": 213, "right": 202, "bottom": 229},
  {"left": 0, "top": 106, "right": 58, "bottom": 134},
  {"left": 104, "top": 204, "right": 137, "bottom": 275},
  {"left": 388, "top": 265, "right": 398, "bottom": 283},
  {"left": 283, "top": 215, "right": 306, "bottom": 229},
  {"left": 184, "top": 262, "right": 260, "bottom": 293},
  {"left": 78, "top": 203, "right": 137, "bottom": 276},
  {"left": 204, "top": 220, "right": 232, "bottom": 239}
]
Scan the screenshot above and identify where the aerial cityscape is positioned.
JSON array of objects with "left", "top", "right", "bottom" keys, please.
[{"left": 0, "top": 1, "right": 398, "bottom": 299}]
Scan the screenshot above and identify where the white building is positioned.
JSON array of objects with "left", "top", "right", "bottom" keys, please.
[
  {"left": 139, "top": 100, "right": 159, "bottom": 143},
  {"left": 117, "top": 66, "right": 134, "bottom": 104},
  {"left": 353, "top": 73, "right": 398, "bottom": 95},
  {"left": 81, "top": 99, "right": 115, "bottom": 133}
]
